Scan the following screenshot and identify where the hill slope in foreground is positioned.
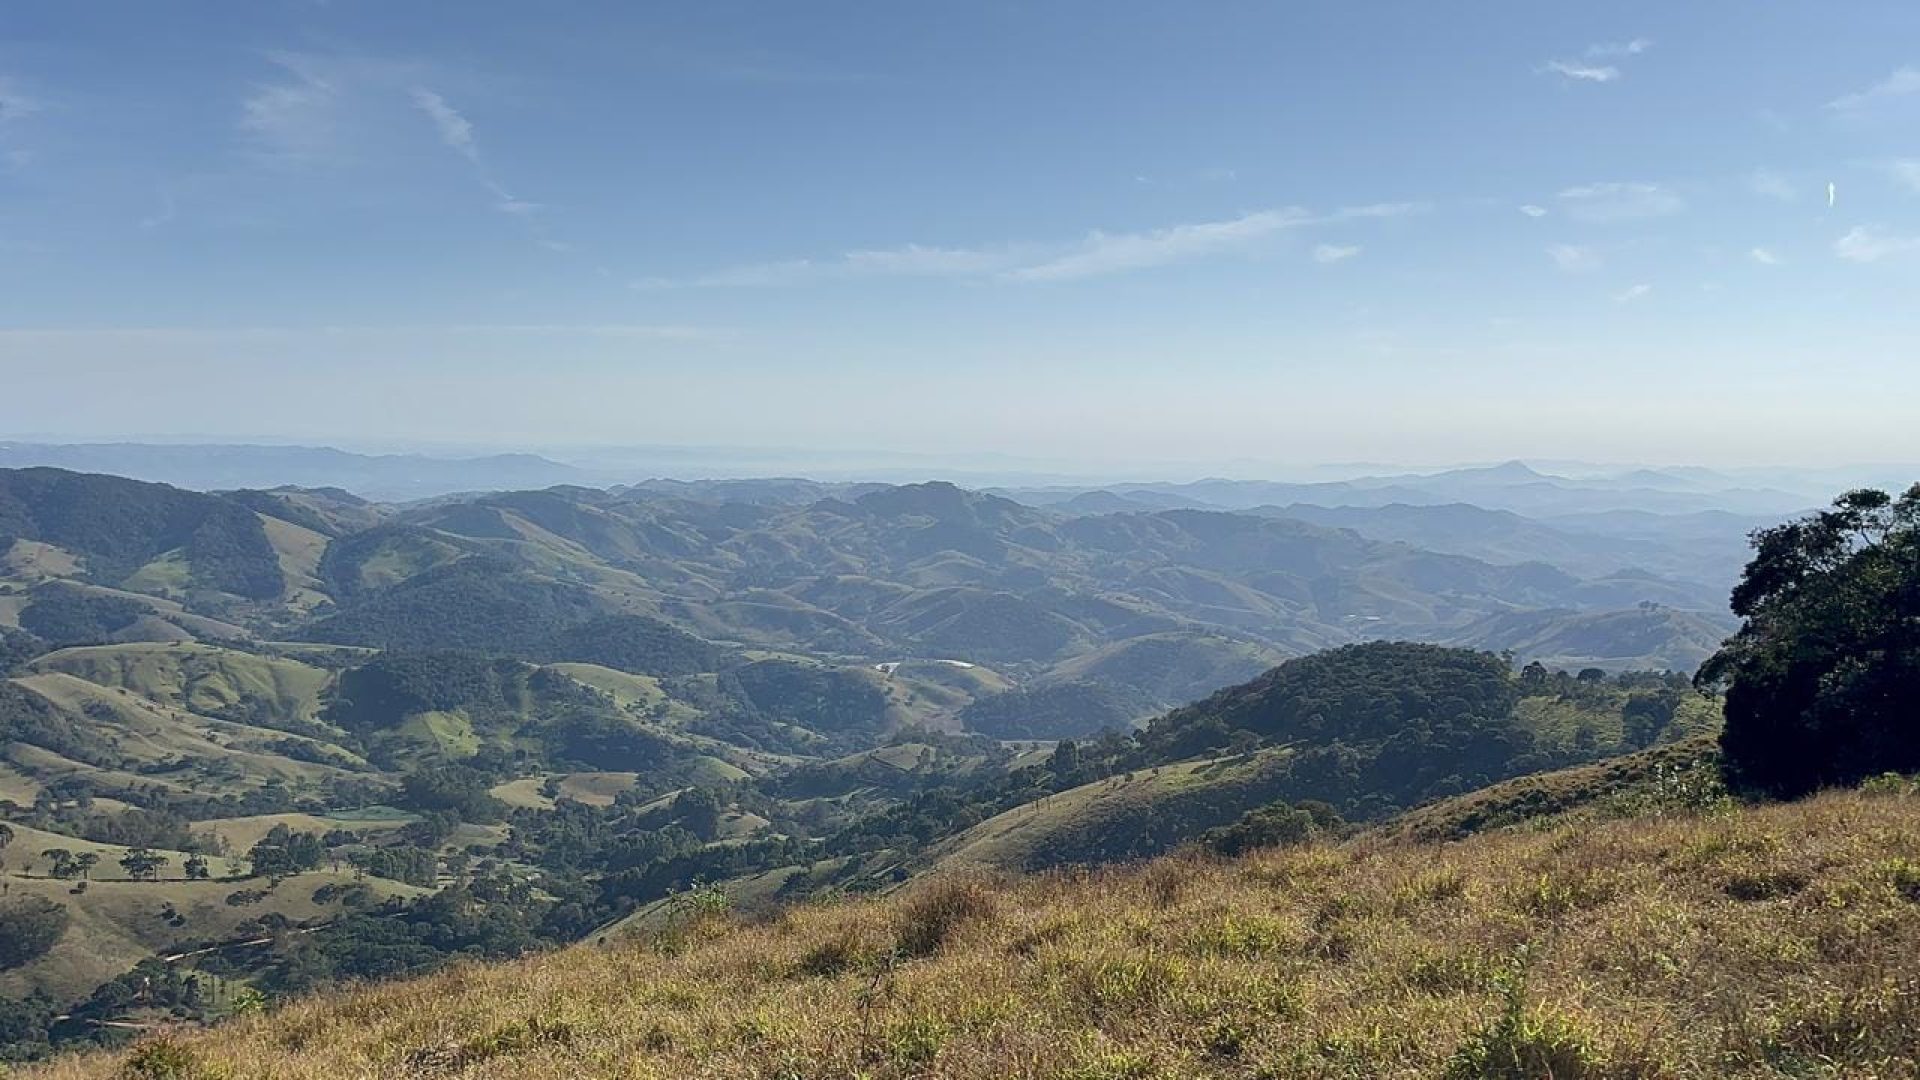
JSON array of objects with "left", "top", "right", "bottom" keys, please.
[{"left": 35, "top": 787, "right": 1920, "bottom": 1080}]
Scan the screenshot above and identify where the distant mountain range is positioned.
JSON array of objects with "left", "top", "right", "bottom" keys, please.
[
  {"left": 1, "top": 441, "right": 1905, "bottom": 512},
  {"left": 2, "top": 465, "right": 1748, "bottom": 678},
  {"left": 995, "top": 459, "right": 1822, "bottom": 517},
  {"left": 0, "top": 442, "right": 596, "bottom": 500}
]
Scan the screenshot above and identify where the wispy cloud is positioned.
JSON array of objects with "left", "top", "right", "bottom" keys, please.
[
  {"left": 638, "top": 203, "right": 1423, "bottom": 288},
  {"left": 1887, "top": 160, "right": 1920, "bottom": 193},
  {"left": 1749, "top": 247, "right": 1783, "bottom": 266},
  {"left": 1518, "top": 204, "right": 1548, "bottom": 218},
  {"left": 410, "top": 87, "right": 477, "bottom": 162},
  {"left": 1312, "top": 243, "right": 1362, "bottom": 263},
  {"left": 1543, "top": 60, "right": 1619, "bottom": 84},
  {"left": 634, "top": 244, "right": 1028, "bottom": 289},
  {"left": 1542, "top": 38, "right": 1649, "bottom": 85},
  {"left": 1587, "top": 38, "right": 1653, "bottom": 58},
  {"left": 1007, "top": 208, "right": 1308, "bottom": 282},
  {"left": 1547, "top": 244, "right": 1601, "bottom": 272},
  {"left": 239, "top": 53, "right": 345, "bottom": 166},
  {"left": 1834, "top": 225, "right": 1920, "bottom": 263},
  {"left": 1748, "top": 168, "right": 1797, "bottom": 201},
  {"left": 1829, "top": 67, "right": 1920, "bottom": 111},
  {"left": 235, "top": 56, "right": 565, "bottom": 250},
  {"left": 407, "top": 84, "right": 568, "bottom": 251},
  {"left": 1613, "top": 283, "right": 1652, "bottom": 303},
  {"left": 1557, "top": 181, "right": 1683, "bottom": 222},
  {"left": 1008, "top": 203, "right": 1420, "bottom": 282}
]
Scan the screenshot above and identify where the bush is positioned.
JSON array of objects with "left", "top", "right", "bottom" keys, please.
[
  {"left": 1202, "top": 800, "right": 1341, "bottom": 857},
  {"left": 120, "top": 1037, "right": 208, "bottom": 1079},
  {"left": 0, "top": 896, "right": 68, "bottom": 969},
  {"left": 894, "top": 877, "right": 998, "bottom": 957}
]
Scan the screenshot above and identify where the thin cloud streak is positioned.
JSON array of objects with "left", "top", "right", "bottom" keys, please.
[
  {"left": 1544, "top": 60, "right": 1619, "bottom": 83},
  {"left": 238, "top": 54, "right": 342, "bottom": 165},
  {"left": 637, "top": 203, "right": 1424, "bottom": 288},
  {"left": 410, "top": 87, "right": 477, "bottom": 162},
  {"left": 1587, "top": 39, "right": 1653, "bottom": 58},
  {"left": 407, "top": 84, "right": 569, "bottom": 252},
  {"left": 1557, "top": 181, "right": 1683, "bottom": 222}
]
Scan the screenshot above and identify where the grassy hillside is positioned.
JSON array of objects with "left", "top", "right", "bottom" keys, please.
[
  {"left": 0, "top": 869, "right": 424, "bottom": 1006},
  {"left": 933, "top": 748, "right": 1297, "bottom": 872},
  {"left": 33, "top": 787, "right": 1920, "bottom": 1079},
  {"left": 28, "top": 644, "right": 333, "bottom": 734}
]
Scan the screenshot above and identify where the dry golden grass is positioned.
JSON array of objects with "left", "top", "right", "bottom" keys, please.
[{"left": 31, "top": 788, "right": 1920, "bottom": 1079}]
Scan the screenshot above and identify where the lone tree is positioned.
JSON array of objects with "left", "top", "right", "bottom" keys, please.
[{"left": 1698, "top": 485, "right": 1920, "bottom": 797}]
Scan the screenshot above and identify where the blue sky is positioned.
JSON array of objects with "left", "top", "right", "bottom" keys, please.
[{"left": 2, "top": 1, "right": 1918, "bottom": 469}]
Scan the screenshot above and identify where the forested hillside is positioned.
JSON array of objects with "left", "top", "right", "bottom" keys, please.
[{"left": 0, "top": 465, "right": 1799, "bottom": 1064}]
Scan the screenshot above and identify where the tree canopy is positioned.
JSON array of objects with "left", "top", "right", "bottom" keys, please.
[{"left": 1699, "top": 485, "right": 1920, "bottom": 797}]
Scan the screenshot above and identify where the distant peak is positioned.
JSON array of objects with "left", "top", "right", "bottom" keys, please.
[{"left": 1486, "top": 459, "right": 1544, "bottom": 478}]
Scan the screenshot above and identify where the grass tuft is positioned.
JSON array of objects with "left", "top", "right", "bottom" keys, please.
[{"left": 893, "top": 876, "right": 999, "bottom": 957}]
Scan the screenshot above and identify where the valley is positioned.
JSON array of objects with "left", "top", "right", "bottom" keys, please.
[{"left": 0, "top": 461, "right": 1758, "bottom": 1060}]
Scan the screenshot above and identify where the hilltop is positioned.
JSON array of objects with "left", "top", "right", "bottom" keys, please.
[{"left": 28, "top": 783, "right": 1920, "bottom": 1079}]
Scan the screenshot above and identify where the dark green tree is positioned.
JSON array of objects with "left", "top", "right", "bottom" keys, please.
[
  {"left": 42, "top": 849, "right": 76, "bottom": 881},
  {"left": 1698, "top": 486, "right": 1920, "bottom": 796},
  {"left": 119, "top": 846, "right": 169, "bottom": 881}
]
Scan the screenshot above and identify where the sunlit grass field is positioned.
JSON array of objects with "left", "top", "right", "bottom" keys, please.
[{"left": 34, "top": 782, "right": 1920, "bottom": 1079}]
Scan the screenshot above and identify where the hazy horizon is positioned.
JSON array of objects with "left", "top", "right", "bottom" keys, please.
[{"left": 5, "top": 433, "right": 1917, "bottom": 495}]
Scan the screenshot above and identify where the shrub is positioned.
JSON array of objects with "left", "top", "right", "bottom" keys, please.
[
  {"left": 1445, "top": 950, "right": 1607, "bottom": 1079},
  {"left": 894, "top": 877, "right": 998, "bottom": 957},
  {"left": 120, "top": 1038, "right": 210, "bottom": 1079}
]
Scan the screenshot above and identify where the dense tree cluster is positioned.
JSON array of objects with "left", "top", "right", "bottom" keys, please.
[
  {"left": 248, "top": 825, "right": 328, "bottom": 877},
  {"left": 724, "top": 661, "right": 893, "bottom": 748},
  {"left": 956, "top": 680, "right": 1150, "bottom": 740},
  {"left": 529, "top": 614, "right": 720, "bottom": 676},
  {"left": 1700, "top": 486, "right": 1920, "bottom": 796},
  {"left": 303, "top": 558, "right": 604, "bottom": 653},
  {"left": 0, "top": 468, "right": 282, "bottom": 599}
]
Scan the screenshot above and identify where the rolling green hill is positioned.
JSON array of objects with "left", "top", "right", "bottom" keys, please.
[
  {"left": 29, "top": 784, "right": 1920, "bottom": 1080},
  {"left": 0, "top": 468, "right": 1732, "bottom": 687},
  {"left": 0, "top": 466, "right": 1760, "bottom": 1067}
]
